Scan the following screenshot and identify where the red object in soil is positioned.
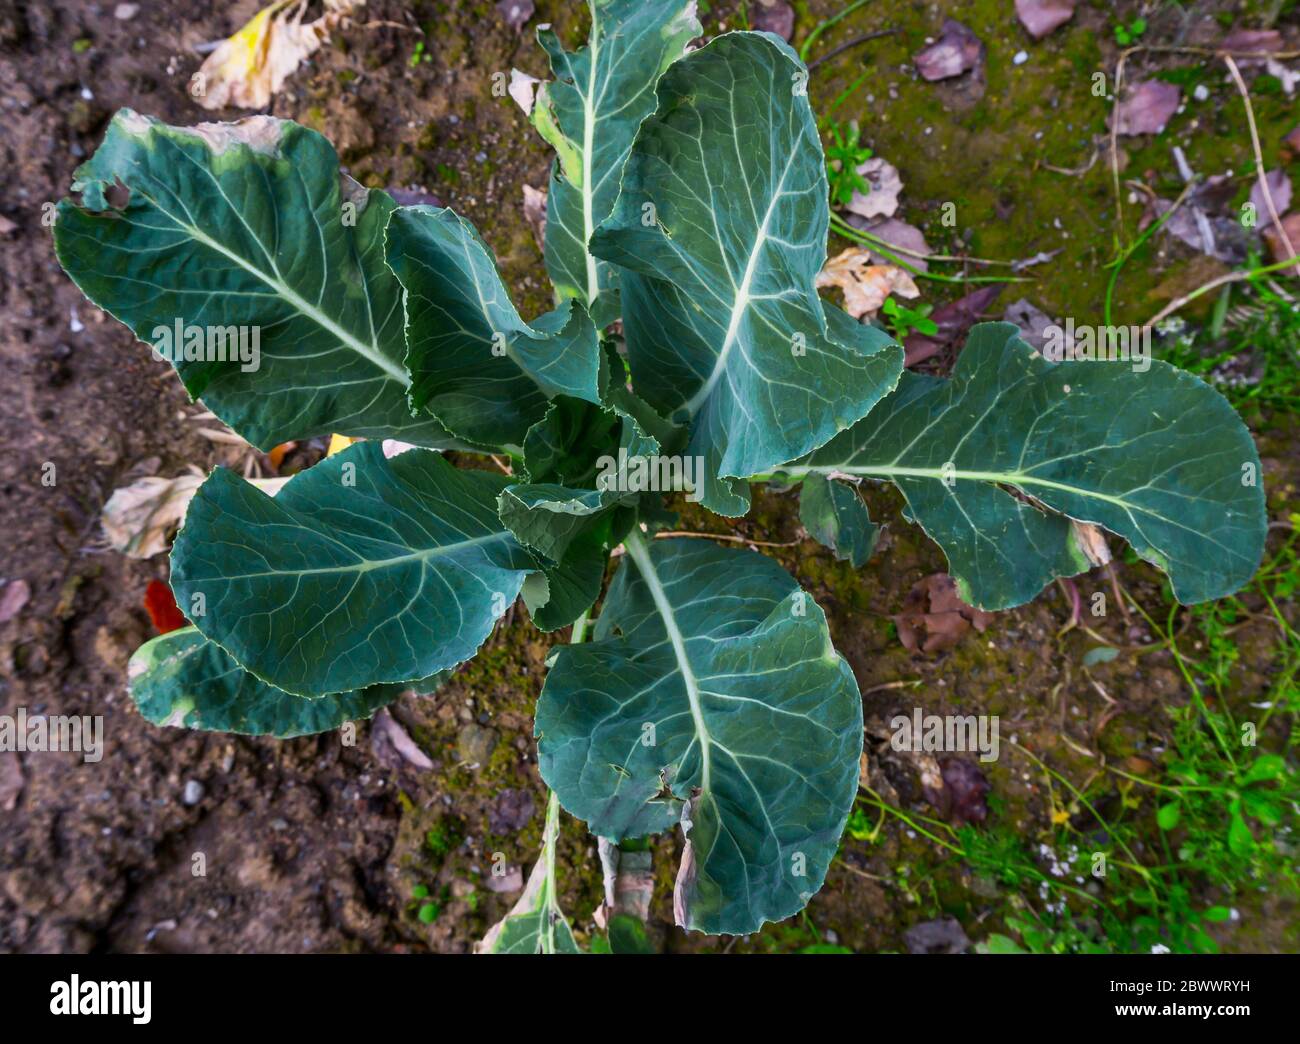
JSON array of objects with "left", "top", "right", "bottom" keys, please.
[{"left": 143, "top": 579, "right": 187, "bottom": 634}]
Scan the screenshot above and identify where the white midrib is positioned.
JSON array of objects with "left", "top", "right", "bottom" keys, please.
[
  {"left": 624, "top": 530, "right": 712, "bottom": 792},
  {"left": 179, "top": 218, "right": 410, "bottom": 386},
  {"left": 221, "top": 530, "right": 510, "bottom": 581},
  {"left": 581, "top": 13, "right": 601, "bottom": 308},
  {"left": 683, "top": 153, "right": 794, "bottom": 418},
  {"left": 783, "top": 464, "right": 1136, "bottom": 512}
]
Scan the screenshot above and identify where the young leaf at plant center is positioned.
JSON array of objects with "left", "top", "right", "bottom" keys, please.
[
  {"left": 787, "top": 323, "right": 1267, "bottom": 608},
  {"left": 171, "top": 442, "right": 538, "bottom": 697},
  {"left": 799, "top": 473, "right": 880, "bottom": 567},
  {"left": 499, "top": 483, "right": 626, "bottom": 568},
  {"left": 502, "top": 407, "right": 656, "bottom": 628},
  {"left": 385, "top": 205, "right": 603, "bottom": 449},
  {"left": 505, "top": 484, "right": 626, "bottom": 631},
  {"left": 129, "top": 626, "right": 446, "bottom": 738},
  {"left": 590, "top": 33, "right": 905, "bottom": 516},
  {"left": 55, "top": 110, "right": 458, "bottom": 451},
  {"left": 536, "top": 534, "right": 862, "bottom": 935},
  {"left": 476, "top": 793, "right": 581, "bottom": 954},
  {"left": 516, "top": 341, "right": 685, "bottom": 488},
  {"left": 527, "top": 0, "right": 700, "bottom": 326},
  {"left": 518, "top": 405, "right": 601, "bottom": 484}
]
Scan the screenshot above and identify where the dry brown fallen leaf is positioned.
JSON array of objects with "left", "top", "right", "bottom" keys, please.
[
  {"left": 1003, "top": 297, "right": 1060, "bottom": 353},
  {"left": 1071, "top": 521, "right": 1112, "bottom": 567},
  {"left": 102, "top": 471, "right": 288, "bottom": 559},
  {"left": 1263, "top": 212, "right": 1300, "bottom": 263},
  {"left": 816, "top": 249, "right": 919, "bottom": 320},
  {"left": 847, "top": 214, "right": 931, "bottom": 272},
  {"left": 913, "top": 19, "right": 984, "bottom": 82},
  {"left": 1015, "top": 0, "right": 1076, "bottom": 39},
  {"left": 1144, "top": 195, "right": 1247, "bottom": 264},
  {"left": 101, "top": 473, "right": 204, "bottom": 559},
  {"left": 1220, "top": 28, "right": 1281, "bottom": 65},
  {"left": 1250, "top": 169, "right": 1293, "bottom": 220},
  {"left": 749, "top": 0, "right": 795, "bottom": 41},
  {"left": 844, "top": 157, "right": 903, "bottom": 220},
  {"left": 904, "top": 283, "right": 1004, "bottom": 367},
  {"left": 894, "top": 573, "right": 993, "bottom": 654},
  {"left": 1111, "top": 80, "right": 1181, "bottom": 136},
  {"left": 195, "top": 0, "right": 365, "bottom": 111}
]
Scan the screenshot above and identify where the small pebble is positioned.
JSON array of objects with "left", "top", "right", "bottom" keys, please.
[
  {"left": 1193, "top": 84, "right": 1210, "bottom": 102},
  {"left": 1013, "top": 51, "right": 1029, "bottom": 66},
  {"left": 181, "top": 780, "right": 205, "bottom": 806},
  {"left": 114, "top": 3, "right": 139, "bottom": 19}
]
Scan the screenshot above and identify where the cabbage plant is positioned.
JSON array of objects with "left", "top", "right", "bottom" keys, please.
[{"left": 54, "top": 5, "right": 1266, "bottom": 946}]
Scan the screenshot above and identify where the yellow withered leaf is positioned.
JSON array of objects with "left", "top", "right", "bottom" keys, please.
[{"left": 194, "top": 0, "right": 364, "bottom": 111}]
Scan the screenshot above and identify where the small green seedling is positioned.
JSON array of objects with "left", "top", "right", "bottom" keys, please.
[
  {"left": 881, "top": 297, "right": 938, "bottom": 340},
  {"left": 823, "top": 118, "right": 874, "bottom": 207},
  {"left": 1114, "top": 17, "right": 1148, "bottom": 46}
]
